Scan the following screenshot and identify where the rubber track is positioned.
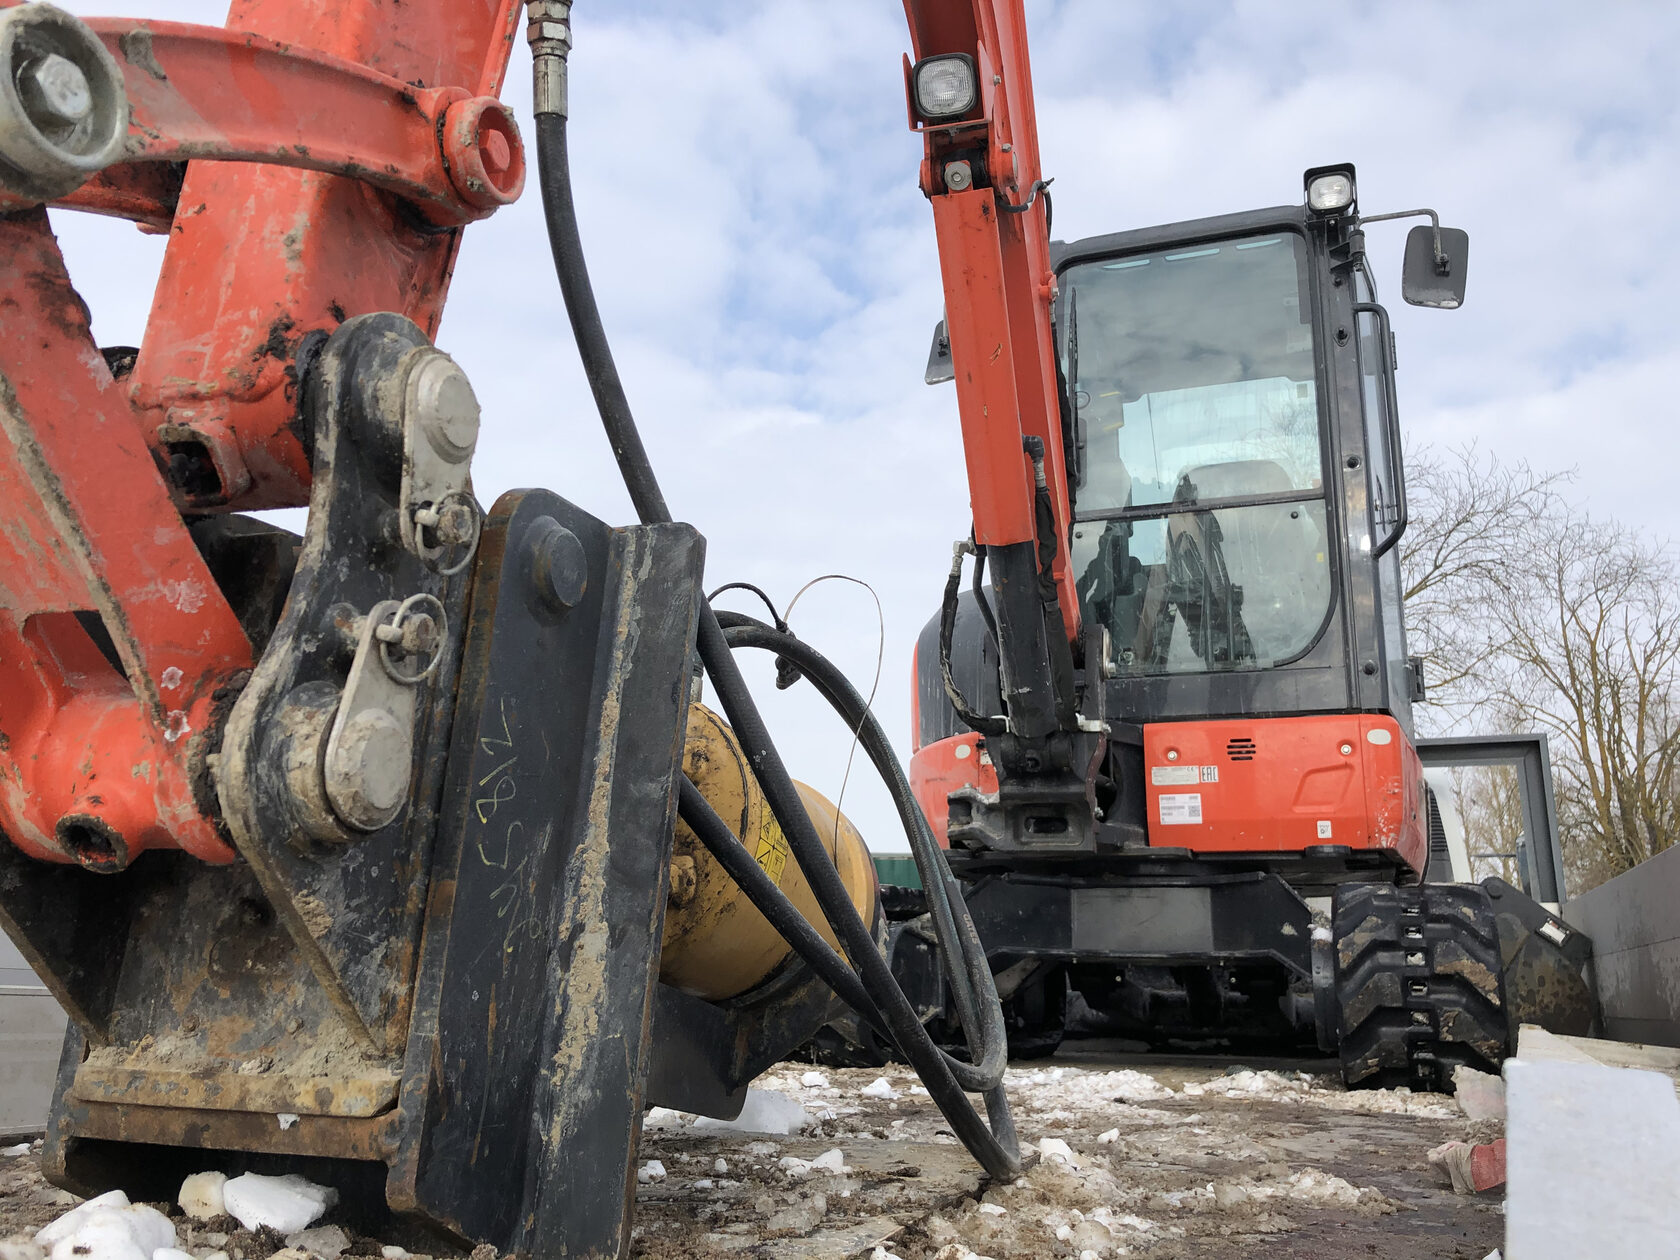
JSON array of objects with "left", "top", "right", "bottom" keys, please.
[{"left": 1332, "top": 882, "right": 1508, "bottom": 1091}]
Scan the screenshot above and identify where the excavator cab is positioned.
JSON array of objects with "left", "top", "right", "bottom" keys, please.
[
  {"left": 898, "top": 166, "right": 1596, "bottom": 1085},
  {"left": 919, "top": 169, "right": 1431, "bottom": 867},
  {"left": 1056, "top": 189, "right": 1419, "bottom": 853}
]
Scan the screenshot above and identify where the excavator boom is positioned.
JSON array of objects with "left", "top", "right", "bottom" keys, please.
[{"left": 904, "top": 0, "right": 1081, "bottom": 740}]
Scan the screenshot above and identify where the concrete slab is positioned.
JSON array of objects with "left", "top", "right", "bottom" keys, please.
[
  {"left": 1506, "top": 1058, "right": 1680, "bottom": 1259},
  {"left": 1515, "top": 1025, "right": 1680, "bottom": 1097}
]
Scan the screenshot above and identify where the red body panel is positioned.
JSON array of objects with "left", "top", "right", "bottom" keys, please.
[
  {"left": 910, "top": 733, "right": 997, "bottom": 849},
  {"left": 1143, "top": 715, "right": 1426, "bottom": 872}
]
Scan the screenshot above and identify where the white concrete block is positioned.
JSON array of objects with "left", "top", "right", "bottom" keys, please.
[{"left": 1506, "top": 1059, "right": 1680, "bottom": 1259}]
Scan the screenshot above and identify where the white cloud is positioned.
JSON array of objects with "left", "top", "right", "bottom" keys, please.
[{"left": 39, "top": 0, "right": 1680, "bottom": 852}]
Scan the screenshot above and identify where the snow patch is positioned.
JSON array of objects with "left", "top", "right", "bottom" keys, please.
[
  {"left": 177, "top": 1171, "right": 226, "bottom": 1221},
  {"left": 690, "top": 1088, "right": 812, "bottom": 1136},
  {"left": 35, "top": 1191, "right": 175, "bottom": 1260},
  {"left": 221, "top": 1172, "right": 338, "bottom": 1234}
]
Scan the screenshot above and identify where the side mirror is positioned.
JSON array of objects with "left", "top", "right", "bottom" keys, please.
[
  {"left": 1401, "top": 224, "right": 1470, "bottom": 309},
  {"left": 924, "top": 318, "right": 954, "bottom": 384}
]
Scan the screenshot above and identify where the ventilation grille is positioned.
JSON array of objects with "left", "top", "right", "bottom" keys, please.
[{"left": 1226, "top": 737, "right": 1257, "bottom": 761}]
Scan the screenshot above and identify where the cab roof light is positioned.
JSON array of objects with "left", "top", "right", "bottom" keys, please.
[{"left": 1304, "top": 164, "right": 1357, "bottom": 215}]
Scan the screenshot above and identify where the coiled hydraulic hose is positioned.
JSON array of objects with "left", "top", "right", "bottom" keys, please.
[
  {"left": 527, "top": 9, "right": 1019, "bottom": 1179},
  {"left": 714, "top": 612, "right": 1004, "bottom": 1089}
]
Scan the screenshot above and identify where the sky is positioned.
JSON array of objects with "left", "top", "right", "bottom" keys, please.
[{"left": 48, "top": 0, "right": 1680, "bottom": 853}]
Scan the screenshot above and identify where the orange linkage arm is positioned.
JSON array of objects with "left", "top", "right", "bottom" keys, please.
[
  {"left": 0, "top": 0, "right": 522, "bottom": 868},
  {"left": 902, "top": 0, "right": 1080, "bottom": 644}
]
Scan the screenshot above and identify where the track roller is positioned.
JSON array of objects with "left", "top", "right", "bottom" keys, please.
[{"left": 1332, "top": 882, "right": 1507, "bottom": 1091}]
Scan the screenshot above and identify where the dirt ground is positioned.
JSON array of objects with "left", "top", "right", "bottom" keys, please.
[
  {"left": 0, "top": 1047, "right": 1504, "bottom": 1260},
  {"left": 630, "top": 1049, "right": 1503, "bottom": 1259}
]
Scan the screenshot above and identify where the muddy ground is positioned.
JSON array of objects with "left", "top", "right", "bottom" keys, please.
[{"left": 0, "top": 1048, "right": 1503, "bottom": 1260}]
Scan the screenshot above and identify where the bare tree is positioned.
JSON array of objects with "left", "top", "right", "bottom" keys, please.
[
  {"left": 1450, "top": 762, "right": 1528, "bottom": 886},
  {"left": 1482, "top": 515, "right": 1680, "bottom": 885},
  {"left": 1401, "top": 443, "right": 1568, "bottom": 727},
  {"left": 1402, "top": 445, "right": 1680, "bottom": 890}
]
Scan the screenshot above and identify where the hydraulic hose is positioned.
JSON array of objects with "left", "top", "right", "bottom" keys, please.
[
  {"left": 527, "top": 23, "right": 1019, "bottom": 1179},
  {"left": 714, "top": 612, "right": 1006, "bottom": 1090},
  {"left": 940, "top": 542, "right": 1008, "bottom": 737},
  {"left": 971, "top": 544, "right": 1000, "bottom": 655}
]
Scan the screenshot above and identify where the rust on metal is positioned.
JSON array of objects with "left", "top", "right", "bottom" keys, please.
[{"left": 59, "top": 1099, "right": 400, "bottom": 1164}]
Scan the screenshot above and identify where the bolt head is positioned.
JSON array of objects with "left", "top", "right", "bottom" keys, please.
[
  {"left": 19, "top": 54, "right": 92, "bottom": 129},
  {"left": 531, "top": 518, "right": 587, "bottom": 611},
  {"left": 407, "top": 352, "right": 480, "bottom": 461}
]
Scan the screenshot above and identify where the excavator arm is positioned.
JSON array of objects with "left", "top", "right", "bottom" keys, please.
[{"left": 903, "top": 0, "right": 1082, "bottom": 740}]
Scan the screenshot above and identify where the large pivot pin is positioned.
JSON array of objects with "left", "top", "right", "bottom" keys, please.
[
  {"left": 0, "top": 4, "right": 128, "bottom": 200},
  {"left": 398, "top": 348, "right": 484, "bottom": 574},
  {"left": 322, "top": 595, "right": 447, "bottom": 833}
]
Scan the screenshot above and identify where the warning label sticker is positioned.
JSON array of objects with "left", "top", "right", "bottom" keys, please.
[
  {"left": 1158, "top": 793, "right": 1204, "bottom": 826},
  {"left": 754, "top": 814, "right": 789, "bottom": 882},
  {"left": 1151, "top": 765, "right": 1199, "bottom": 786}
]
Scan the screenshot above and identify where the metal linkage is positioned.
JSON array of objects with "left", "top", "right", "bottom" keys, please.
[
  {"left": 0, "top": 6, "right": 526, "bottom": 225},
  {"left": 0, "top": 0, "right": 522, "bottom": 876},
  {"left": 215, "top": 314, "right": 478, "bottom": 1052},
  {"left": 0, "top": 211, "right": 252, "bottom": 869},
  {"left": 0, "top": 1, "right": 530, "bottom": 519}
]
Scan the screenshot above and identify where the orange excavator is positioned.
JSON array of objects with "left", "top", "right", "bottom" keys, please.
[
  {"left": 873, "top": 0, "right": 1596, "bottom": 1085},
  {"left": 0, "top": 0, "right": 1589, "bottom": 1255}
]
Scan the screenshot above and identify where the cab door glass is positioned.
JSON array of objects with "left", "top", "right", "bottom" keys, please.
[
  {"left": 1353, "top": 267, "right": 1411, "bottom": 727},
  {"left": 1064, "top": 231, "right": 1335, "bottom": 678}
]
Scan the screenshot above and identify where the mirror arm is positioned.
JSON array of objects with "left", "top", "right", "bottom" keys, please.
[{"left": 1358, "top": 207, "right": 1447, "bottom": 274}]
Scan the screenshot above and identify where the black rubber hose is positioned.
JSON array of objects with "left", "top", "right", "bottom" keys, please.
[
  {"left": 971, "top": 545, "right": 1000, "bottom": 654},
  {"left": 676, "top": 772, "right": 1016, "bottom": 1173},
  {"left": 533, "top": 113, "right": 670, "bottom": 527},
  {"left": 676, "top": 776, "right": 889, "bottom": 1038},
  {"left": 940, "top": 546, "right": 1007, "bottom": 737},
  {"left": 714, "top": 612, "right": 1005, "bottom": 1088},
  {"left": 533, "top": 110, "right": 1019, "bottom": 1178},
  {"left": 694, "top": 611, "right": 1018, "bottom": 1175}
]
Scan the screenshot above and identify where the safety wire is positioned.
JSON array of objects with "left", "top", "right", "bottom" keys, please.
[
  {"left": 780, "top": 574, "right": 883, "bottom": 859},
  {"left": 526, "top": 3, "right": 1019, "bottom": 1179}
]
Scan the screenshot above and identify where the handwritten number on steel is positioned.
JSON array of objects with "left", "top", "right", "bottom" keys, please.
[{"left": 472, "top": 694, "right": 544, "bottom": 950}]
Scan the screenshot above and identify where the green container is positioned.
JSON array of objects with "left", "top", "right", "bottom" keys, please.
[{"left": 872, "top": 854, "right": 923, "bottom": 890}]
